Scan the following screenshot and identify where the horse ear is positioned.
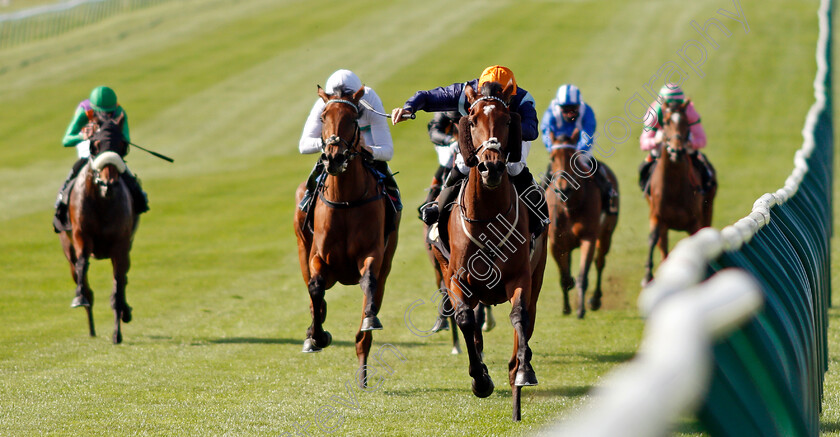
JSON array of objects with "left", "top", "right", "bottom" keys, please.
[
  {"left": 502, "top": 79, "right": 515, "bottom": 104},
  {"left": 115, "top": 112, "right": 125, "bottom": 126},
  {"left": 89, "top": 140, "right": 99, "bottom": 157},
  {"left": 507, "top": 112, "right": 522, "bottom": 163},
  {"left": 317, "top": 85, "right": 329, "bottom": 103},
  {"left": 681, "top": 99, "right": 691, "bottom": 111},
  {"left": 465, "top": 84, "right": 477, "bottom": 107},
  {"left": 458, "top": 116, "right": 478, "bottom": 167},
  {"left": 352, "top": 85, "right": 365, "bottom": 102}
]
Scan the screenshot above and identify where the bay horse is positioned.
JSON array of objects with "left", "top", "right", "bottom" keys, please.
[
  {"left": 430, "top": 81, "right": 547, "bottom": 421},
  {"left": 642, "top": 100, "right": 716, "bottom": 285},
  {"left": 545, "top": 134, "right": 619, "bottom": 319},
  {"left": 294, "top": 85, "right": 400, "bottom": 388},
  {"left": 58, "top": 112, "right": 137, "bottom": 344}
]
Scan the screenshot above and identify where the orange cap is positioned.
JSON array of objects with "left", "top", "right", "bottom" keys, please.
[{"left": 478, "top": 65, "right": 517, "bottom": 95}]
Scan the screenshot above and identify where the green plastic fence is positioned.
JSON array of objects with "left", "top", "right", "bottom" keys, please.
[{"left": 694, "top": 1, "right": 833, "bottom": 435}]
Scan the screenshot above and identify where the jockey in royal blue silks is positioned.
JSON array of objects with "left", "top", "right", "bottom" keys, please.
[
  {"left": 539, "top": 84, "right": 617, "bottom": 214},
  {"left": 391, "top": 65, "right": 550, "bottom": 240}
]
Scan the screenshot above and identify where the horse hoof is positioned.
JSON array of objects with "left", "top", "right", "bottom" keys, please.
[
  {"left": 515, "top": 368, "right": 538, "bottom": 387},
  {"left": 320, "top": 331, "right": 332, "bottom": 348},
  {"left": 641, "top": 277, "right": 653, "bottom": 287},
  {"left": 577, "top": 309, "right": 586, "bottom": 320},
  {"left": 360, "top": 316, "right": 383, "bottom": 331},
  {"left": 563, "top": 306, "right": 571, "bottom": 316},
  {"left": 431, "top": 317, "right": 449, "bottom": 333},
  {"left": 113, "top": 332, "right": 122, "bottom": 344},
  {"left": 472, "top": 375, "right": 495, "bottom": 398},
  {"left": 70, "top": 296, "right": 90, "bottom": 308},
  {"left": 121, "top": 306, "right": 132, "bottom": 323},
  {"left": 482, "top": 314, "right": 496, "bottom": 332},
  {"left": 301, "top": 338, "right": 322, "bottom": 353},
  {"left": 589, "top": 297, "right": 602, "bottom": 311},
  {"left": 451, "top": 344, "right": 461, "bottom": 355}
]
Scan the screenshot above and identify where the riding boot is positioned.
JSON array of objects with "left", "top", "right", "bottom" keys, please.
[
  {"left": 299, "top": 161, "right": 325, "bottom": 212},
  {"left": 421, "top": 169, "right": 466, "bottom": 226},
  {"left": 372, "top": 160, "right": 402, "bottom": 211},
  {"left": 691, "top": 151, "right": 717, "bottom": 192},
  {"left": 122, "top": 170, "right": 149, "bottom": 214},
  {"left": 53, "top": 158, "right": 89, "bottom": 233},
  {"left": 419, "top": 166, "right": 447, "bottom": 218},
  {"left": 592, "top": 166, "right": 618, "bottom": 215},
  {"left": 509, "top": 167, "right": 550, "bottom": 237}
]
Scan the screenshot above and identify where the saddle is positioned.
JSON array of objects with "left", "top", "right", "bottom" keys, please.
[{"left": 302, "top": 163, "right": 399, "bottom": 239}]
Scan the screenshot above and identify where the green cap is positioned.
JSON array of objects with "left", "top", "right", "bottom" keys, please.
[{"left": 90, "top": 86, "right": 118, "bottom": 112}]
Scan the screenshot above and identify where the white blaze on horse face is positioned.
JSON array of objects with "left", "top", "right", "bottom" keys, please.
[
  {"left": 483, "top": 105, "right": 496, "bottom": 116},
  {"left": 671, "top": 112, "right": 681, "bottom": 125}
]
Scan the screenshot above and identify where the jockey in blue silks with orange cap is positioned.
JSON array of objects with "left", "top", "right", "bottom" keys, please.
[
  {"left": 539, "top": 84, "right": 617, "bottom": 214},
  {"left": 391, "top": 65, "right": 550, "bottom": 240}
]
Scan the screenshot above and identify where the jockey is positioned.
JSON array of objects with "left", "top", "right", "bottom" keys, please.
[
  {"left": 54, "top": 86, "right": 148, "bottom": 232},
  {"left": 420, "top": 110, "right": 461, "bottom": 216},
  {"left": 539, "top": 84, "right": 617, "bottom": 214},
  {"left": 638, "top": 83, "right": 715, "bottom": 192},
  {"left": 391, "top": 65, "right": 550, "bottom": 239},
  {"left": 298, "top": 69, "right": 401, "bottom": 215}
]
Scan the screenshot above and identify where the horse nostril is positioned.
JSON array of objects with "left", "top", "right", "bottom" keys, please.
[{"left": 477, "top": 162, "right": 488, "bottom": 172}]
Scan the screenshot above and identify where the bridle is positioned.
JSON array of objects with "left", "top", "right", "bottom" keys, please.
[
  {"left": 661, "top": 107, "right": 689, "bottom": 159},
  {"left": 469, "top": 96, "right": 510, "bottom": 159},
  {"left": 320, "top": 98, "right": 363, "bottom": 171}
]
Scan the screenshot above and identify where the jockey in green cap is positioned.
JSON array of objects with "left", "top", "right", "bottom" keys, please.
[{"left": 53, "top": 86, "right": 149, "bottom": 232}]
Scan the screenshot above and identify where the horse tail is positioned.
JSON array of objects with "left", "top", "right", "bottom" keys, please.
[
  {"left": 458, "top": 116, "right": 478, "bottom": 167},
  {"left": 507, "top": 112, "right": 522, "bottom": 163}
]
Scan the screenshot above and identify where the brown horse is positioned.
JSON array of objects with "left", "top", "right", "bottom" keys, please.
[
  {"left": 430, "top": 81, "right": 547, "bottom": 421},
  {"left": 294, "top": 86, "right": 401, "bottom": 387},
  {"left": 545, "top": 135, "right": 619, "bottom": 319},
  {"left": 59, "top": 112, "right": 137, "bottom": 344},
  {"left": 642, "top": 100, "right": 715, "bottom": 285}
]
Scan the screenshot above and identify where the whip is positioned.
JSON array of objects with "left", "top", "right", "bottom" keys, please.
[
  {"left": 358, "top": 99, "right": 415, "bottom": 119},
  {"left": 129, "top": 142, "right": 174, "bottom": 163}
]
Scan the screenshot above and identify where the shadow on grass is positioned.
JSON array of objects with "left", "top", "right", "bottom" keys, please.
[
  {"left": 529, "top": 385, "right": 593, "bottom": 398},
  {"left": 578, "top": 351, "right": 635, "bottom": 363},
  {"left": 822, "top": 420, "right": 840, "bottom": 433},
  {"left": 206, "top": 337, "right": 353, "bottom": 347}
]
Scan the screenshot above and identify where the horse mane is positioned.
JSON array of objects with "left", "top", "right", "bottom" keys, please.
[
  {"left": 90, "top": 113, "right": 127, "bottom": 156},
  {"left": 458, "top": 116, "right": 477, "bottom": 167}
]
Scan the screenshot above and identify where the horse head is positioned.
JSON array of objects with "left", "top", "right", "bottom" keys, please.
[
  {"left": 317, "top": 85, "right": 364, "bottom": 175},
  {"left": 660, "top": 100, "right": 691, "bottom": 163},
  {"left": 460, "top": 80, "right": 520, "bottom": 188},
  {"left": 88, "top": 112, "right": 128, "bottom": 198},
  {"left": 548, "top": 133, "right": 581, "bottom": 199}
]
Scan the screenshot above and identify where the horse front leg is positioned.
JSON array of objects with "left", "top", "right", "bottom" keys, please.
[
  {"left": 110, "top": 252, "right": 131, "bottom": 344},
  {"left": 556, "top": 249, "right": 574, "bottom": 315},
  {"left": 508, "top": 285, "right": 537, "bottom": 422},
  {"left": 642, "top": 222, "right": 661, "bottom": 287},
  {"left": 590, "top": 233, "right": 612, "bottom": 312},
  {"left": 451, "top": 289, "right": 493, "bottom": 399},
  {"left": 303, "top": 256, "right": 332, "bottom": 353},
  {"left": 70, "top": 238, "right": 95, "bottom": 337},
  {"left": 576, "top": 239, "right": 595, "bottom": 319}
]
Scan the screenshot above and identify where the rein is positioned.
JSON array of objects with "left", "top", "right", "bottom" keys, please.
[{"left": 456, "top": 181, "right": 520, "bottom": 251}]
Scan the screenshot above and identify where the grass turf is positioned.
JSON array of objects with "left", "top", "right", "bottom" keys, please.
[{"left": 0, "top": 0, "right": 835, "bottom": 435}]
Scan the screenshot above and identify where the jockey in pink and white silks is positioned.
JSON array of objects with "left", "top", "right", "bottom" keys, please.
[
  {"left": 638, "top": 84, "right": 715, "bottom": 192},
  {"left": 539, "top": 84, "right": 617, "bottom": 214}
]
